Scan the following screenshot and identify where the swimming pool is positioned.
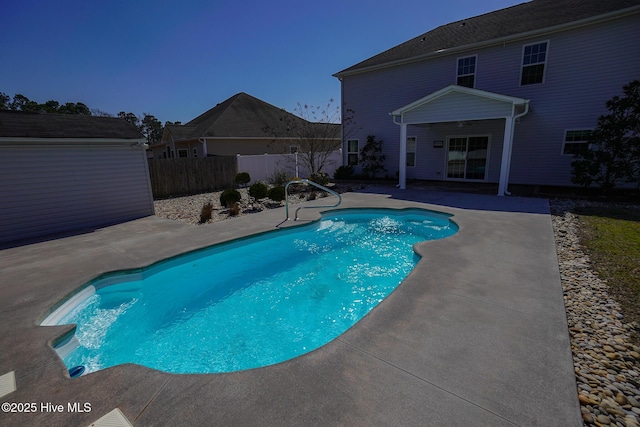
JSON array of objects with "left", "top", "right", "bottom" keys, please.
[{"left": 43, "top": 208, "right": 457, "bottom": 375}]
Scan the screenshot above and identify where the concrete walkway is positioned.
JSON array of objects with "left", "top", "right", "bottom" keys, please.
[{"left": 0, "top": 189, "right": 581, "bottom": 426}]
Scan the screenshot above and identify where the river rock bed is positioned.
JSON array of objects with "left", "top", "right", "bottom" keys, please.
[{"left": 551, "top": 199, "right": 639, "bottom": 426}]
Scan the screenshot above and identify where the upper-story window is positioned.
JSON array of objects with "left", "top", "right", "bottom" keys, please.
[
  {"left": 457, "top": 55, "right": 476, "bottom": 88},
  {"left": 521, "top": 41, "right": 548, "bottom": 85}
]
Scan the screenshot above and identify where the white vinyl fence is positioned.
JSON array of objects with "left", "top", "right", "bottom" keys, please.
[{"left": 236, "top": 150, "right": 342, "bottom": 184}]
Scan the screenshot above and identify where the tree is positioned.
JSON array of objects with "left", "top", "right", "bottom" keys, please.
[
  {"left": 359, "top": 135, "right": 387, "bottom": 178},
  {"left": 141, "top": 113, "right": 163, "bottom": 145},
  {"left": 0, "top": 92, "right": 9, "bottom": 109},
  {"left": 1, "top": 93, "right": 93, "bottom": 115},
  {"left": 571, "top": 80, "right": 640, "bottom": 192},
  {"left": 91, "top": 108, "right": 114, "bottom": 117},
  {"left": 42, "top": 100, "right": 60, "bottom": 113},
  {"left": 118, "top": 111, "right": 141, "bottom": 129},
  {"left": 265, "top": 99, "right": 355, "bottom": 176},
  {"left": 9, "top": 94, "right": 39, "bottom": 112},
  {"left": 58, "top": 102, "right": 91, "bottom": 115}
]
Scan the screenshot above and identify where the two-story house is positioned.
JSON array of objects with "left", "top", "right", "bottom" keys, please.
[{"left": 334, "top": 0, "right": 640, "bottom": 195}]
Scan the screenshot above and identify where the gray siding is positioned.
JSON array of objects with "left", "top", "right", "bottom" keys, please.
[
  {"left": 0, "top": 142, "right": 154, "bottom": 244},
  {"left": 341, "top": 12, "right": 640, "bottom": 185}
]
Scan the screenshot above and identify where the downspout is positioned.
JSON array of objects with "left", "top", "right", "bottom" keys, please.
[
  {"left": 502, "top": 101, "right": 530, "bottom": 196},
  {"left": 392, "top": 115, "right": 407, "bottom": 189}
]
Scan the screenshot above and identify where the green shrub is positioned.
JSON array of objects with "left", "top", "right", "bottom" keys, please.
[
  {"left": 220, "top": 188, "right": 241, "bottom": 207},
  {"left": 249, "top": 181, "right": 268, "bottom": 199},
  {"left": 308, "top": 171, "right": 329, "bottom": 186},
  {"left": 333, "top": 165, "right": 354, "bottom": 180},
  {"left": 235, "top": 172, "right": 251, "bottom": 187},
  {"left": 268, "top": 186, "right": 285, "bottom": 202},
  {"left": 306, "top": 191, "right": 317, "bottom": 201},
  {"left": 360, "top": 135, "right": 387, "bottom": 178},
  {"left": 199, "top": 202, "right": 213, "bottom": 224}
]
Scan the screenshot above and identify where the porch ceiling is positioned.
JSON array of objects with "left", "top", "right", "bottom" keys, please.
[{"left": 390, "top": 85, "right": 529, "bottom": 125}]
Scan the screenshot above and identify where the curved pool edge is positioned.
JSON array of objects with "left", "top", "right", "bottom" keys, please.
[
  {"left": 39, "top": 206, "right": 458, "bottom": 376},
  {"left": 39, "top": 206, "right": 458, "bottom": 329}
]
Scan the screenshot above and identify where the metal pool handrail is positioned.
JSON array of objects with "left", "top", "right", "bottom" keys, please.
[{"left": 277, "top": 179, "right": 341, "bottom": 227}]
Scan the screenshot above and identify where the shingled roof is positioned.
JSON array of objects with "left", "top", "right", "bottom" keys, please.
[
  {"left": 0, "top": 110, "right": 144, "bottom": 139},
  {"left": 180, "top": 92, "right": 302, "bottom": 138},
  {"left": 165, "top": 92, "right": 310, "bottom": 141},
  {"left": 336, "top": 0, "right": 640, "bottom": 76}
]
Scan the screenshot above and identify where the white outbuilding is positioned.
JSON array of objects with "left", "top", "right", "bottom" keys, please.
[{"left": 0, "top": 111, "right": 155, "bottom": 245}]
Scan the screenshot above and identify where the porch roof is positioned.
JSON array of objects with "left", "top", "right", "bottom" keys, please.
[
  {"left": 391, "top": 85, "right": 530, "bottom": 196},
  {"left": 390, "top": 85, "right": 529, "bottom": 124}
]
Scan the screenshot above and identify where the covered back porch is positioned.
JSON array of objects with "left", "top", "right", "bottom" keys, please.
[{"left": 390, "top": 85, "right": 529, "bottom": 196}]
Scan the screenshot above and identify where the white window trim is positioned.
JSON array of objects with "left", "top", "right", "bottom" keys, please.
[
  {"left": 346, "top": 139, "right": 359, "bottom": 166},
  {"left": 444, "top": 134, "right": 492, "bottom": 181},
  {"left": 456, "top": 54, "right": 477, "bottom": 88},
  {"left": 177, "top": 148, "right": 188, "bottom": 158},
  {"left": 406, "top": 136, "right": 417, "bottom": 167},
  {"left": 520, "top": 40, "right": 549, "bottom": 86},
  {"left": 561, "top": 128, "right": 592, "bottom": 156}
]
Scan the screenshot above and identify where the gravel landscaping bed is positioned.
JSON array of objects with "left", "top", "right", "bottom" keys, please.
[
  {"left": 551, "top": 200, "right": 639, "bottom": 426},
  {"left": 154, "top": 192, "right": 640, "bottom": 426},
  {"left": 153, "top": 187, "right": 310, "bottom": 225}
]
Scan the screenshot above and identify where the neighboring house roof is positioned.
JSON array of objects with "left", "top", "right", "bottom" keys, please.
[
  {"left": 160, "top": 92, "right": 340, "bottom": 144},
  {"left": 0, "top": 110, "right": 144, "bottom": 139},
  {"left": 335, "top": 0, "right": 640, "bottom": 76},
  {"left": 164, "top": 124, "right": 198, "bottom": 141}
]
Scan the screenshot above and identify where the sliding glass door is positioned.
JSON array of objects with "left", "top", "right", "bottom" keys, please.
[{"left": 446, "top": 136, "right": 489, "bottom": 180}]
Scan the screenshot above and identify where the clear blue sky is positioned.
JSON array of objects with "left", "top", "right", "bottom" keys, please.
[{"left": 1, "top": 0, "right": 526, "bottom": 124}]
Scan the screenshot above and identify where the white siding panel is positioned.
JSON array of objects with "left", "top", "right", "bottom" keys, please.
[{"left": 0, "top": 144, "right": 154, "bottom": 244}]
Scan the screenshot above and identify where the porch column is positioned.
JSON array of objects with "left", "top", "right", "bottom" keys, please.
[
  {"left": 498, "top": 116, "right": 514, "bottom": 196},
  {"left": 399, "top": 123, "right": 407, "bottom": 189},
  {"left": 200, "top": 138, "right": 208, "bottom": 157}
]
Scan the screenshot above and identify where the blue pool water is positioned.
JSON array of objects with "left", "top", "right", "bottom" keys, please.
[{"left": 46, "top": 208, "right": 457, "bottom": 375}]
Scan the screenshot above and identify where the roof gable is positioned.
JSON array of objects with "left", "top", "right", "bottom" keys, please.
[
  {"left": 337, "top": 0, "right": 640, "bottom": 76},
  {"left": 0, "top": 111, "right": 144, "bottom": 139},
  {"left": 183, "top": 92, "right": 305, "bottom": 139},
  {"left": 391, "top": 85, "right": 529, "bottom": 124},
  {"left": 160, "top": 93, "right": 341, "bottom": 144}
]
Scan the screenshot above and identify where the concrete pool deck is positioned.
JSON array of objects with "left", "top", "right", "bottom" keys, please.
[{"left": 0, "top": 188, "right": 581, "bottom": 426}]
